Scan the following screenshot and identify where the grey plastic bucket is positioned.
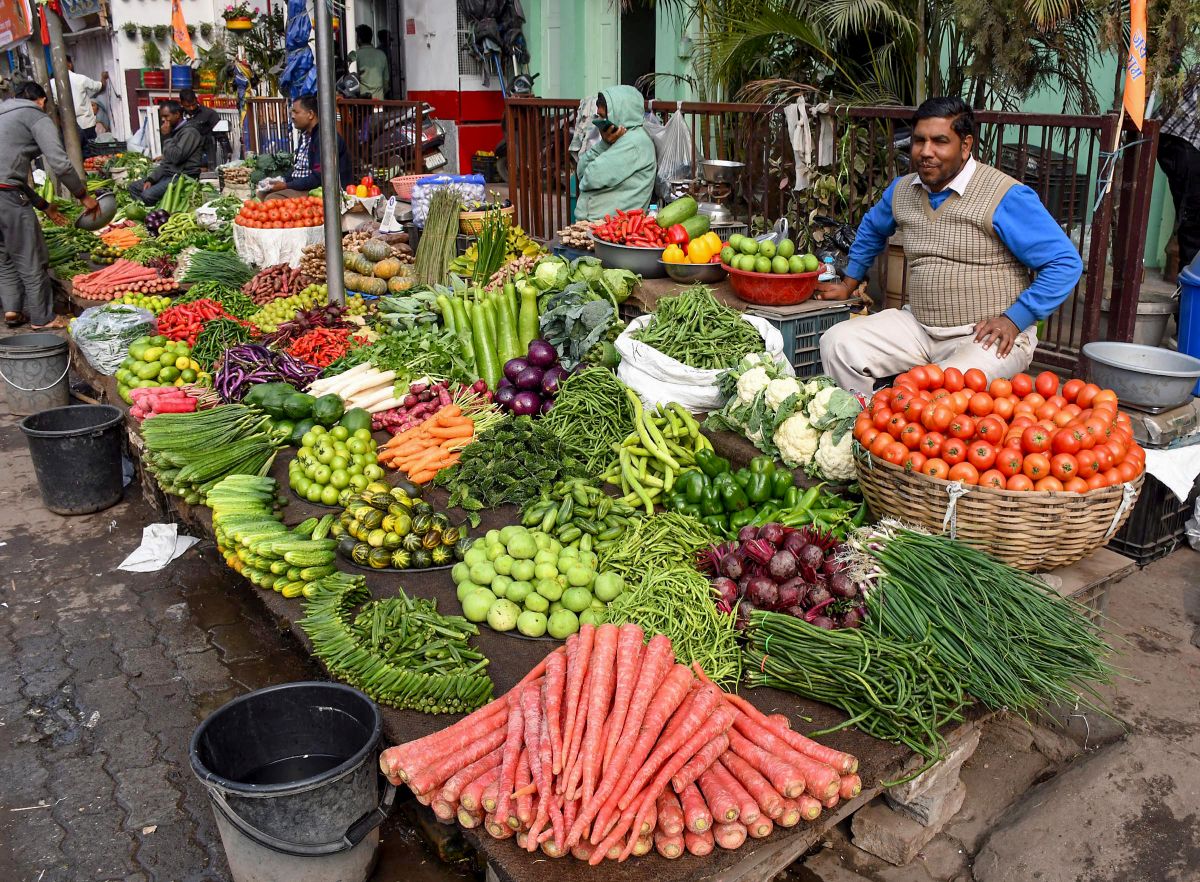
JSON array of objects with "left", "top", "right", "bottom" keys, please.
[
  {"left": 190, "top": 682, "right": 395, "bottom": 882},
  {"left": 0, "top": 333, "right": 70, "bottom": 415},
  {"left": 19, "top": 405, "right": 124, "bottom": 515}
]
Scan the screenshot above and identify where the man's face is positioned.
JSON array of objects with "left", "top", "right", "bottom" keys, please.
[
  {"left": 161, "top": 108, "right": 181, "bottom": 130},
  {"left": 911, "top": 116, "right": 972, "bottom": 191},
  {"left": 290, "top": 102, "right": 316, "bottom": 131},
  {"left": 181, "top": 99, "right": 196, "bottom": 113}
]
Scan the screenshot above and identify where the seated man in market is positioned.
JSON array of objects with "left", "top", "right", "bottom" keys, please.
[
  {"left": 127, "top": 100, "right": 205, "bottom": 204},
  {"left": 265, "top": 94, "right": 352, "bottom": 199},
  {"left": 817, "top": 97, "right": 1083, "bottom": 396},
  {"left": 573, "top": 85, "right": 657, "bottom": 222},
  {"left": 179, "top": 88, "right": 220, "bottom": 168}
]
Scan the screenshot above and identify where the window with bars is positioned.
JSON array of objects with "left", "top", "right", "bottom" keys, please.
[{"left": 456, "top": 3, "right": 484, "bottom": 78}]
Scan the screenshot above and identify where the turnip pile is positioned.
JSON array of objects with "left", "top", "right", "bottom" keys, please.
[{"left": 379, "top": 623, "right": 860, "bottom": 863}]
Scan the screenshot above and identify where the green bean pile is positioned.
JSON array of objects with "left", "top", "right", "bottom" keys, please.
[
  {"left": 597, "top": 513, "right": 740, "bottom": 685},
  {"left": 300, "top": 572, "right": 493, "bottom": 714},
  {"left": 864, "top": 528, "right": 1116, "bottom": 714},
  {"left": 632, "top": 284, "right": 765, "bottom": 370},
  {"left": 744, "top": 611, "right": 966, "bottom": 760},
  {"left": 540, "top": 367, "right": 638, "bottom": 475}
]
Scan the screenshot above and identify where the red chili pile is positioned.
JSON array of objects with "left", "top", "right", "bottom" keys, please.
[
  {"left": 286, "top": 327, "right": 355, "bottom": 368},
  {"left": 156, "top": 299, "right": 236, "bottom": 346},
  {"left": 592, "top": 210, "right": 667, "bottom": 248}
]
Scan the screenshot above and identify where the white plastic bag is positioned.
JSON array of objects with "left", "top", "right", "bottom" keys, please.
[
  {"left": 70, "top": 304, "right": 156, "bottom": 375},
  {"left": 1186, "top": 498, "right": 1200, "bottom": 552},
  {"left": 654, "top": 105, "right": 695, "bottom": 204},
  {"left": 615, "top": 314, "right": 793, "bottom": 412}
]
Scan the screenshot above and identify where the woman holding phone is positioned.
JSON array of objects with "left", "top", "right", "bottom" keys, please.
[{"left": 574, "top": 85, "right": 656, "bottom": 222}]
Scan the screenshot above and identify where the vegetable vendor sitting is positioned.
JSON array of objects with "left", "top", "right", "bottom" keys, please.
[
  {"left": 265, "top": 95, "right": 352, "bottom": 199},
  {"left": 127, "top": 100, "right": 205, "bottom": 204},
  {"left": 817, "top": 97, "right": 1083, "bottom": 396},
  {"left": 573, "top": 85, "right": 657, "bottom": 222}
]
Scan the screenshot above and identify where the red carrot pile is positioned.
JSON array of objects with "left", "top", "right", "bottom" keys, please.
[
  {"left": 379, "top": 624, "right": 861, "bottom": 863},
  {"left": 74, "top": 260, "right": 175, "bottom": 300}
]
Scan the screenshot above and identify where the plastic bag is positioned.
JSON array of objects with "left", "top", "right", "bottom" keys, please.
[
  {"left": 1186, "top": 497, "right": 1200, "bottom": 551},
  {"left": 615, "top": 314, "right": 793, "bottom": 412},
  {"left": 70, "top": 304, "right": 156, "bottom": 375},
  {"left": 654, "top": 106, "right": 695, "bottom": 204},
  {"left": 410, "top": 175, "right": 485, "bottom": 226}
]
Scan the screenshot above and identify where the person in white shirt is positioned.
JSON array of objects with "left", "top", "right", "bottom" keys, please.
[{"left": 52, "top": 55, "right": 108, "bottom": 151}]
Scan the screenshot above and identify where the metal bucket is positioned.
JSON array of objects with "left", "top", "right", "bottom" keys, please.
[
  {"left": 190, "top": 682, "right": 394, "bottom": 882},
  {"left": 0, "top": 333, "right": 70, "bottom": 415}
]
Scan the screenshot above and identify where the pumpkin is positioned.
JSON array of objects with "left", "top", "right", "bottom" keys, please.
[
  {"left": 351, "top": 253, "right": 376, "bottom": 276},
  {"left": 361, "top": 277, "right": 388, "bottom": 297},
  {"left": 373, "top": 257, "right": 403, "bottom": 280},
  {"left": 344, "top": 271, "right": 363, "bottom": 291},
  {"left": 387, "top": 276, "right": 412, "bottom": 293},
  {"left": 360, "top": 238, "right": 393, "bottom": 262}
]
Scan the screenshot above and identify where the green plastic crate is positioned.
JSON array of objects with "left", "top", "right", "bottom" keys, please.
[{"left": 754, "top": 303, "right": 855, "bottom": 376}]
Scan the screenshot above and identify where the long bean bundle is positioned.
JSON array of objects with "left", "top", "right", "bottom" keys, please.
[
  {"left": 744, "top": 611, "right": 966, "bottom": 760},
  {"left": 632, "top": 284, "right": 765, "bottom": 370},
  {"left": 300, "top": 571, "right": 493, "bottom": 714},
  {"left": 414, "top": 189, "right": 461, "bottom": 286},
  {"left": 539, "top": 367, "right": 637, "bottom": 475},
  {"left": 858, "top": 525, "right": 1116, "bottom": 714},
  {"left": 598, "top": 513, "right": 740, "bottom": 685}
]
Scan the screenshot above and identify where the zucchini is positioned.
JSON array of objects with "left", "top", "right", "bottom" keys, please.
[{"left": 656, "top": 195, "right": 698, "bottom": 228}]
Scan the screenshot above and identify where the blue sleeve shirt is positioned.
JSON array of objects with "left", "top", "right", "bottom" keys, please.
[{"left": 845, "top": 177, "right": 1084, "bottom": 331}]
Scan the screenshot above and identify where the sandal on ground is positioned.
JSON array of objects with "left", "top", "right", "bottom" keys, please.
[
  {"left": 30, "top": 315, "right": 70, "bottom": 330},
  {"left": 4, "top": 311, "right": 26, "bottom": 328}
]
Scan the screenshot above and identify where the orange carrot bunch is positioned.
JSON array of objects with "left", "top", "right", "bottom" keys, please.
[
  {"left": 378, "top": 625, "right": 861, "bottom": 864},
  {"left": 376, "top": 403, "right": 475, "bottom": 483}
]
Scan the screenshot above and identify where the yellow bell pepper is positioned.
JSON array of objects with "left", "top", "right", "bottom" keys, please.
[
  {"left": 702, "top": 231, "right": 723, "bottom": 254},
  {"left": 662, "top": 244, "right": 687, "bottom": 264},
  {"left": 687, "top": 239, "right": 713, "bottom": 264}
]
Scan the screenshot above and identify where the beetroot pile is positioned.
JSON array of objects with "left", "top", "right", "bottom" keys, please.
[
  {"left": 494, "top": 339, "right": 567, "bottom": 417},
  {"left": 373, "top": 379, "right": 492, "bottom": 433},
  {"left": 699, "top": 525, "right": 868, "bottom": 630}
]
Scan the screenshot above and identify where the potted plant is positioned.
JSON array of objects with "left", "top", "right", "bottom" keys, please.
[
  {"left": 222, "top": 2, "right": 257, "bottom": 30},
  {"left": 153, "top": 24, "right": 170, "bottom": 42},
  {"left": 123, "top": 22, "right": 138, "bottom": 39},
  {"left": 199, "top": 22, "right": 213, "bottom": 39},
  {"left": 139, "top": 25, "right": 153, "bottom": 41},
  {"left": 169, "top": 44, "right": 193, "bottom": 88},
  {"left": 141, "top": 39, "right": 166, "bottom": 89},
  {"left": 187, "top": 24, "right": 196, "bottom": 37}
]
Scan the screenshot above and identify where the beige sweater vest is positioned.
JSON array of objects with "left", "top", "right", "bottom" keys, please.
[{"left": 890, "top": 162, "right": 1031, "bottom": 328}]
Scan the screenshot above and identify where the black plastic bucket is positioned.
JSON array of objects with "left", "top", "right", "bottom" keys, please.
[
  {"left": 19, "top": 404, "right": 124, "bottom": 515},
  {"left": 0, "top": 333, "right": 70, "bottom": 415},
  {"left": 190, "top": 682, "right": 394, "bottom": 882}
]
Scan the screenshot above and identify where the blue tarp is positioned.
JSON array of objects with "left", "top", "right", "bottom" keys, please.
[{"left": 278, "top": 0, "right": 316, "bottom": 99}]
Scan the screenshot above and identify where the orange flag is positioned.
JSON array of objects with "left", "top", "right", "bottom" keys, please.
[
  {"left": 1123, "top": 0, "right": 1147, "bottom": 129},
  {"left": 171, "top": 0, "right": 196, "bottom": 61}
]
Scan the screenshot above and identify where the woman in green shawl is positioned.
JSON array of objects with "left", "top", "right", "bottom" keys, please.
[{"left": 574, "top": 85, "right": 657, "bottom": 222}]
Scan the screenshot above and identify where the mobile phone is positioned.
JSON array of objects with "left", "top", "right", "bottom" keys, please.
[{"left": 593, "top": 116, "right": 615, "bottom": 132}]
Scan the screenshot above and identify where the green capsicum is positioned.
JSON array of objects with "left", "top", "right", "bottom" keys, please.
[
  {"left": 720, "top": 479, "right": 750, "bottom": 512},
  {"left": 746, "top": 470, "right": 772, "bottom": 504},
  {"left": 702, "top": 515, "right": 728, "bottom": 535},
  {"left": 666, "top": 492, "right": 689, "bottom": 513},
  {"left": 680, "top": 470, "right": 707, "bottom": 506},
  {"left": 700, "top": 484, "right": 725, "bottom": 517},
  {"left": 682, "top": 503, "right": 704, "bottom": 519},
  {"left": 749, "top": 455, "right": 776, "bottom": 480},
  {"left": 771, "top": 469, "right": 795, "bottom": 500},
  {"left": 732, "top": 468, "right": 752, "bottom": 490},
  {"left": 695, "top": 449, "right": 729, "bottom": 479},
  {"left": 729, "top": 508, "right": 759, "bottom": 531}
]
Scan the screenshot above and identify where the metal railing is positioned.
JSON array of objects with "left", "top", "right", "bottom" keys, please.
[
  {"left": 243, "top": 97, "right": 425, "bottom": 181},
  {"left": 505, "top": 98, "right": 1160, "bottom": 371}
]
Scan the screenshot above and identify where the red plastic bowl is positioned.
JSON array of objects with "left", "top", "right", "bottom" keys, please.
[{"left": 723, "top": 263, "right": 820, "bottom": 306}]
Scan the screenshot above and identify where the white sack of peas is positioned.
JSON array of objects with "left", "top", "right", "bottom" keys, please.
[{"left": 615, "top": 314, "right": 792, "bottom": 412}]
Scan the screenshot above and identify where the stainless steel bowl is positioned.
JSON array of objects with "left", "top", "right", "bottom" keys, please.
[
  {"left": 701, "top": 159, "right": 744, "bottom": 184},
  {"left": 74, "top": 190, "right": 117, "bottom": 231},
  {"left": 1083, "top": 341, "right": 1200, "bottom": 410},
  {"left": 590, "top": 235, "right": 666, "bottom": 278},
  {"left": 660, "top": 260, "right": 728, "bottom": 284}
]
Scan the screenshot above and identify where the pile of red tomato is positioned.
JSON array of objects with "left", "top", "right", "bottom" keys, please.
[
  {"left": 234, "top": 196, "right": 325, "bottom": 229},
  {"left": 853, "top": 364, "right": 1145, "bottom": 493}
]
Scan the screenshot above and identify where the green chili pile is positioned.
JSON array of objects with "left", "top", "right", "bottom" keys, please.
[
  {"left": 744, "top": 611, "right": 966, "bottom": 760},
  {"left": 191, "top": 318, "right": 254, "bottom": 371},
  {"left": 540, "top": 367, "right": 638, "bottom": 475},
  {"left": 597, "top": 513, "right": 740, "bottom": 685},
  {"left": 633, "top": 284, "right": 765, "bottom": 370}
]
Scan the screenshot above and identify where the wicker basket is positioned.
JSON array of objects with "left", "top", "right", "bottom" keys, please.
[
  {"left": 459, "top": 204, "right": 514, "bottom": 234},
  {"left": 391, "top": 174, "right": 430, "bottom": 201},
  {"left": 853, "top": 444, "right": 1144, "bottom": 571}
]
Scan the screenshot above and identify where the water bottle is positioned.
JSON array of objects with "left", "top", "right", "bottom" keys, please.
[{"left": 818, "top": 255, "right": 837, "bottom": 282}]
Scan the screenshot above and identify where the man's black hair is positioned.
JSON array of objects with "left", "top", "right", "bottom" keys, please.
[
  {"left": 16, "top": 82, "right": 45, "bottom": 101},
  {"left": 356, "top": 24, "right": 373, "bottom": 45},
  {"left": 912, "top": 96, "right": 976, "bottom": 143},
  {"left": 160, "top": 99, "right": 183, "bottom": 116},
  {"left": 294, "top": 94, "right": 318, "bottom": 115},
  {"left": 65, "top": 54, "right": 72, "bottom": 64},
  {"left": 179, "top": 88, "right": 197, "bottom": 103}
]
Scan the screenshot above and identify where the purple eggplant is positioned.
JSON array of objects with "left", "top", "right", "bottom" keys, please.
[
  {"left": 515, "top": 366, "right": 545, "bottom": 390},
  {"left": 526, "top": 339, "right": 558, "bottom": 368},
  {"left": 503, "top": 357, "right": 529, "bottom": 384},
  {"left": 510, "top": 391, "right": 542, "bottom": 415},
  {"left": 493, "top": 386, "right": 518, "bottom": 408},
  {"left": 541, "top": 365, "right": 567, "bottom": 396}
]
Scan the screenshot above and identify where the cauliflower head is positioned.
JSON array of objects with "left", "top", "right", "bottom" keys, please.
[
  {"left": 765, "top": 377, "right": 803, "bottom": 411},
  {"left": 736, "top": 366, "right": 772, "bottom": 404},
  {"left": 814, "top": 430, "right": 856, "bottom": 482},
  {"left": 807, "top": 385, "right": 839, "bottom": 425},
  {"left": 773, "top": 412, "right": 820, "bottom": 466}
]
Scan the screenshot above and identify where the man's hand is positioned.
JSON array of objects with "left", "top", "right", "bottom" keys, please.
[
  {"left": 601, "top": 125, "right": 626, "bottom": 145},
  {"left": 270, "top": 181, "right": 287, "bottom": 192},
  {"left": 142, "top": 181, "right": 152, "bottom": 192},
  {"left": 80, "top": 195, "right": 101, "bottom": 215},
  {"left": 974, "top": 315, "right": 1020, "bottom": 358},
  {"left": 45, "top": 206, "right": 68, "bottom": 226},
  {"left": 814, "top": 278, "right": 856, "bottom": 301}
]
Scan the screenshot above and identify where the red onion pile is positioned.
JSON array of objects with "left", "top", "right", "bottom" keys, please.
[{"left": 699, "top": 524, "right": 868, "bottom": 630}]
